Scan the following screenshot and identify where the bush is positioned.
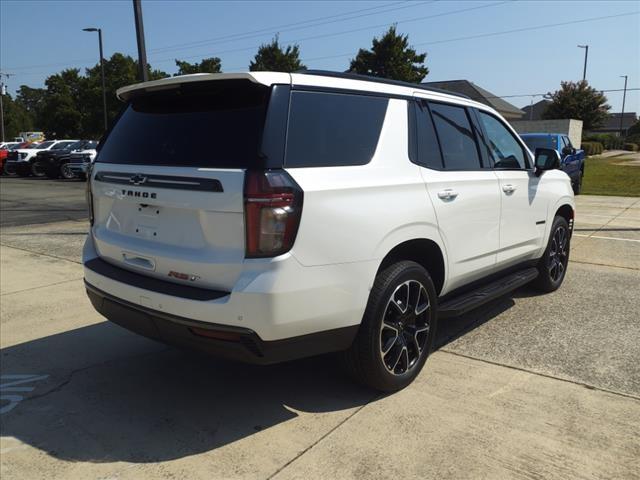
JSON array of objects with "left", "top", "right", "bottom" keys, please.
[
  {"left": 623, "top": 143, "right": 639, "bottom": 152},
  {"left": 581, "top": 142, "right": 604, "bottom": 156},
  {"left": 583, "top": 133, "right": 624, "bottom": 150},
  {"left": 625, "top": 133, "right": 640, "bottom": 145}
]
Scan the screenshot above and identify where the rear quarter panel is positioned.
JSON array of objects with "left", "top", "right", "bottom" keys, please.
[{"left": 285, "top": 98, "right": 444, "bottom": 269}]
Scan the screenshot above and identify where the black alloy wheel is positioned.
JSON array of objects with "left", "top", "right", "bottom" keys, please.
[
  {"left": 379, "top": 280, "right": 430, "bottom": 375},
  {"left": 547, "top": 224, "right": 569, "bottom": 283},
  {"left": 533, "top": 215, "right": 571, "bottom": 292}
]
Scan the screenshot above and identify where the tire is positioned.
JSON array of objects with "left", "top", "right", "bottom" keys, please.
[
  {"left": 343, "top": 260, "right": 438, "bottom": 392},
  {"left": 59, "top": 162, "right": 76, "bottom": 180},
  {"left": 3, "top": 163, "right": 17, "bottom": 176},
  {"left": 30, "top": 161, "right": 45, "bottom": 177},
  {"left": 573, "top": 170, "right": 583, "bottom": 195},
  {"left": 532, "top": 216, "right": 570, "bottom": 293}
]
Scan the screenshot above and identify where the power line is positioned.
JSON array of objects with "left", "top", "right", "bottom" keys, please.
[
  {"left": 3, "top": 0, "right": 504, "bottom": 71},
  {"left": 149, "top": 1, "right": 434, "bottom": 55},
  {"left": 3, "top": 9, "right": 638, "bottom": 82},
  {"left": 149, "top": 1, "right": 512, "bottom": 64},
  {"left": 2, "top": 0, "right": 423, "bottom": 71},
  {"left": 478, "top": 87, "right": 640, "bottom": 101},
  {"left": 300, "top": 10, "right": 640, "bottom": 63}
]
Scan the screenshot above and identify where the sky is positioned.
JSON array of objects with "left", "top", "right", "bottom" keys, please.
[{"left": 1, "top": 0, "right": 639, "bottom": 113}]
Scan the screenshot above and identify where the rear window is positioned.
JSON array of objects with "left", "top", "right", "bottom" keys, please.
[
  {"left": 285, "top": 91, "right": 388, "bottom": 167},
  {"left": 97, "top": 80, "right": 270, "bottom": 168},
  {"left": 522, "top": 136, "right": 557, "bottom": 152}
]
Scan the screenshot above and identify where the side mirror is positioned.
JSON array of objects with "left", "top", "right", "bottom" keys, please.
[
  {"left": 534, "top": 148, "right": 561, "bottom": 176},
  {"left": 561, "top": 146, "right": 574, "bottom": 156}
]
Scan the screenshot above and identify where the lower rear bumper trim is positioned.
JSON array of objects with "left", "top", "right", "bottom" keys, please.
[{"left": 85, "top": 281, "right": 359, "bottom": 365}]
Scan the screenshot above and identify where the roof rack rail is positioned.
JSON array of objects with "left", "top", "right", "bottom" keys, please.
[{"left": 295, "top": 70, "right": 471, "bottom": 100}]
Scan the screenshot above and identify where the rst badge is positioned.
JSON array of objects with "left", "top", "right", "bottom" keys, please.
[{"left": 168, "top": 270, "right": 200, "bottom": 282}]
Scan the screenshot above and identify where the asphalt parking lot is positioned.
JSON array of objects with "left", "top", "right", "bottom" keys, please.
[{"left": 1, "top": 178, "right": 639, "bottom": 479}]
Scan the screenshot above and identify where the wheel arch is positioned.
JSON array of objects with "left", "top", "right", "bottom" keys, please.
[
  {"left": 555, "top": 203, "right": 575, "bottom": 231},
  {"left": 377, "top": 238, "right": 446, "bottom": 296}
]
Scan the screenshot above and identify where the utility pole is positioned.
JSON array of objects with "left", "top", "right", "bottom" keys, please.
[
  {"left": 83, "top": 28, "right": 108, "bottom": 131},
  {"left": 133, "top": 0, "right": 149, "bottom": 82},
  {"left": 619, "top": 75, "right": 628, "bottom": 137},
  {"left": 0, "top": 80, "right": 5, "bottom": 143},
  {"left": 577, "top": 45, "right": 589, "bottom": 82}
]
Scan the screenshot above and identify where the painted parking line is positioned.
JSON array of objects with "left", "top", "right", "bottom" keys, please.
[
  {"left": 573, "top": 234, "right": 640, "bottom": 243},
  {"left": 0, "top": 374, "right": 50, "bottom": 414}
]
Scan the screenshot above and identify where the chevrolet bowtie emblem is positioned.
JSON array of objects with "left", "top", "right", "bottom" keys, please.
[{"left": 129, "top": 174, "right": 147, "bottom": 185}]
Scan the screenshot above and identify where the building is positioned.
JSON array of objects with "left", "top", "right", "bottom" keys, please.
[
  {"left": 521, "top": 100, "right": 551, "bottom": 121},
  {"left": 511, "top": 119, "right": 583, "bottom": 148},
  {"left": 421, "top": 79, "right": 525, "bottom": 120},
  {"left": 588, "top": 112, "right": 638, "bottom": 136}
]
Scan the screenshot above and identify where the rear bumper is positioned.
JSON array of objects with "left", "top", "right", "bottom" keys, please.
[
  {"left": 86, "top": 281, "right": 358, "bottom": 364},
  {"left": 83, "top": 233, "right": 374, "bottom": 344}
]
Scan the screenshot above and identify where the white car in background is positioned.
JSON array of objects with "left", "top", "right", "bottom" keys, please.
[
  {"left": 68, "top": 140, "right": 99, "bottom": 180},
  {"left": 4, "top": 140, "right": 78, "bottom": 176}
]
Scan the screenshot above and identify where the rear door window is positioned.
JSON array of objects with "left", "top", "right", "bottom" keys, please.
[
  {"left": 413, "top": 101, "right": 444, "bottom": 169},
  {"left": 428, "top": 102, "right": 481, "bottom": 170},
  {"left": 285, "top": 91, "right": 388, "bottom": 167},
  {"left": 97, "top": 80, "right": 270, "bottom": 168}
]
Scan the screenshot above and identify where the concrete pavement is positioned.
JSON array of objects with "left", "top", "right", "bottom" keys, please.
[{"left": 1, "top": 194, "right": 639, "bottom": 479}]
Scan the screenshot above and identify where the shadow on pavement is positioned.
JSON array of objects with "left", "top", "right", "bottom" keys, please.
[
  {"left": 0, "top": 321, "right": 375, "bottom": 464},
  {"left": 0, "top": 286, "right": 537, "bottom": 463}
]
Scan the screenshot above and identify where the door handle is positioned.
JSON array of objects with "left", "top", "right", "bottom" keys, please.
[
  {"left": 502, "top": 184, "right": 516, "bottom": 194},
  {"left": 437, "top": 189, "right": 459, "bottom": 200}
]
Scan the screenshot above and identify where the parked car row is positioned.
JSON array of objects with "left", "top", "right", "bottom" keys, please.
[{"left": 1, "top": 139, "right": 98, "bottom": 179}]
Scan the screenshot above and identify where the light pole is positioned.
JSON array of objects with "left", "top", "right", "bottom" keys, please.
[
  {"left": 577, "top": 44, "right": 589, "bottom": 82},
  {"left": 0, "top": 81, "right": 5, "bottom": 142},
  {"left": 83, "top": 27, "right": 108, "bottom": 131},
  {"left": 619, "top": 75, "right": 628, "bottom": 137},
  {"left": 133, "top": 0, "right": 149, "bottom": 82}
]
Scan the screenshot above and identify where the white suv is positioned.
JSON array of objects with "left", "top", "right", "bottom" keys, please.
[{"left": 83, "top": 71, "right": 574, "bottom": 391}]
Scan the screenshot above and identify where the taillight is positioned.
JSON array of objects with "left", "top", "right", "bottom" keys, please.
[{"left": 244, "top": 170, "right": 303, "bottom": 258}]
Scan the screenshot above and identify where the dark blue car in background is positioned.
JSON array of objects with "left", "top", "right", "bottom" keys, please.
[{"left": 520, "top": 133, "right": 585, "bottom": 194}]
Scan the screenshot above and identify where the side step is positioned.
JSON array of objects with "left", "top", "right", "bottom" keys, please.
[{"left": 438, "top": 267, "right": 538, "bottom": 319}]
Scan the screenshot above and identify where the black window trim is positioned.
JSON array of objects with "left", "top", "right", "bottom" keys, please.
[
  {"left": 474, "top": 108, "right": 533, "bottom": 171},
  {"left": 413, "top": 99, "right": 486, "bottom": 172}
]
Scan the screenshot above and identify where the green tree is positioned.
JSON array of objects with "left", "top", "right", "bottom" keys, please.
[
  {"left": 249, "top": 36, "right": 305, "bottom": 72},
  {"left": 15, "top": 85, "right": 46, "bottom": 128},
  {"left": 39, "top": 69, "right": 86, "bottom": 138},
  {"left": 542, "top": 80, "right": 611, "bottom": 130},
  {"left": 1, "top": 93, "right": 34, "bottom": 139},
  {"left": 83, "top": 53, "right": 169, "bottom": 137},
  {"left": 175, "top": 57, "right": 222, "bottom": 75},
  {"left": 348, "top": 26, "right": 428, "bottom": 83}
]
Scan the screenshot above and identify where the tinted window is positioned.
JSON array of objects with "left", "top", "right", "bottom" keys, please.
[
  {"left": 563, "top": 136, "right": 573, "bottom": 149},
  {"left": 35, "top": 141, "right": 55, "bottom": 150},
  {"left": 478, "top": 111, "right": 528, "bottom": 169},
  {"left": 53, "top": 141, "right": 77, "bottom": 150},
  {"left": 414, "top": 101, "right": 443, "bottom": 169},
  {"left": 522, "top": 136, "right": 551, "bottom": 152},
  {"left": 285, "top": 91, "right": 388, "bottom": 167},
  {"left": 98, "top": 80, "right": 269, "bottom": 168},
  {"left": 429, "top": 103, "right": 480, "bottom": 170}
]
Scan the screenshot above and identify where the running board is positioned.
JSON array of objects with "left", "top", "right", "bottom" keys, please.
[{"left": 438, "top": 267, "right": 538, "bottom": 319}]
